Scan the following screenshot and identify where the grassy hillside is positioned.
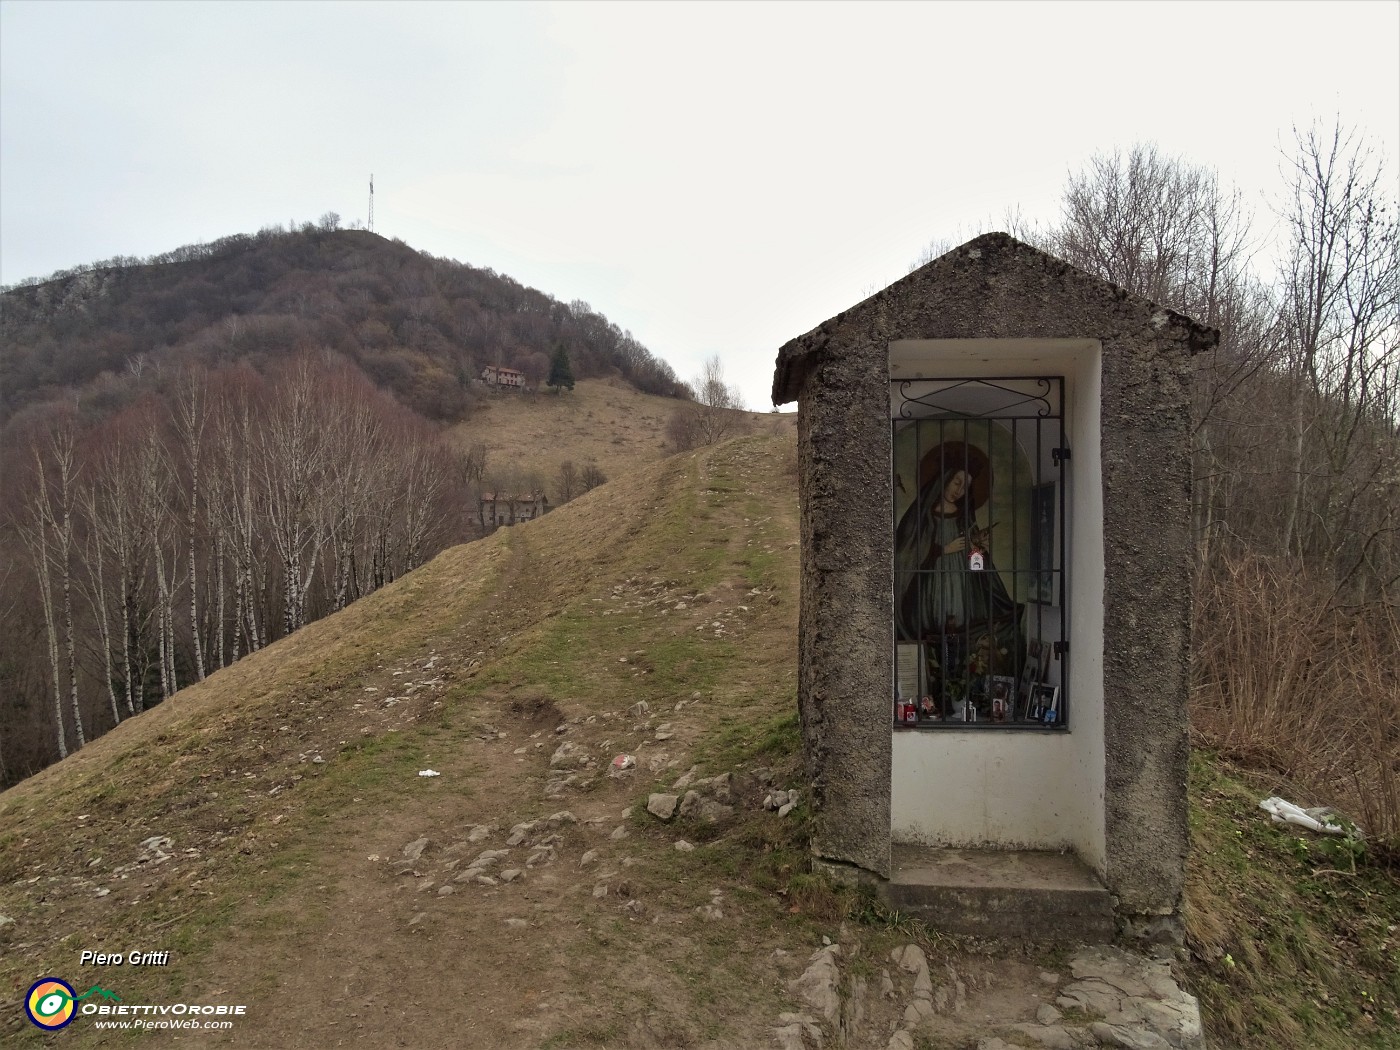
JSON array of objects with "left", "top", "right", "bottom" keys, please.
[
  {"left": 449, "top": 377, "right": 793, "bottom": 496},
  {"left": 1, "top": 434, "right": 1395, "bottom": 1049},
  {"left": 1185, "top": 753, "right": 1400, "bottom": 1049},
  {"left": 0, "top": 434, "right": 812, "bottom": 1048}
]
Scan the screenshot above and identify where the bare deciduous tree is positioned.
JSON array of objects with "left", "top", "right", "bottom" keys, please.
[
  {"left": 555, "top": 460, "right": 578, "bottom": 504},
  {"left": 1277, "top": 121, "right": 1400, "bottom": 581},
  {"left": 668, "top": 355, "right": 748, "bottom": 451},
  {"left": 17, "top": 422, "right": 85, "bottom": 756},
  {"left": 579, "top": 460, "right": 606, "bottom": 493}
]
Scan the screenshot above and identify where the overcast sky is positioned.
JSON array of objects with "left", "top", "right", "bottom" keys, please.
[{"left": 2, "top": 1, "right": 1397, "bottom": 409}]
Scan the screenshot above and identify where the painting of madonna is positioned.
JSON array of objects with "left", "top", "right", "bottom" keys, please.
[{"left": 893, "top": 437, "right": 1025, "bottom": 718}]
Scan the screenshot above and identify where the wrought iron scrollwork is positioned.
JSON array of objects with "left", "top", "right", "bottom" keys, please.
[{"left": 894, "top": 377, "right": 1055, "bottom": 419}]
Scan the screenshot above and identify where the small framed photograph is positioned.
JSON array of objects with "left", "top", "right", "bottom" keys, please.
[
  {"left": 1031, "top": 684, "right": 1060, "bottom": 725},
  {"left": 988, "top": 675, "right": 1016, "bottom": 722}
]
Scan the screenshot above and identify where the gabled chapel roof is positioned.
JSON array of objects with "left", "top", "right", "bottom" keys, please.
[{"left": 772, "top": 232, "right": 1219, "bottom": 406}]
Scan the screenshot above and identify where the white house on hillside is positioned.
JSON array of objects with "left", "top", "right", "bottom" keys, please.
[
  {"left": 479, "top": 492, "right": 549, "bottom": 528},
  {"left": 481, "top": 365, "right": 526, "bottom": 388}
]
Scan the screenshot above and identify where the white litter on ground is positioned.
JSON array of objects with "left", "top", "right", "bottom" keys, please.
[{"left": 1259, "top": 796, "right": 1356, "bottom": 837}]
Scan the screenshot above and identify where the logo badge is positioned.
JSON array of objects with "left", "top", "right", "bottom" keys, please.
[{"left": 25, "top": 977, "right": 78, "bottom": 1030}]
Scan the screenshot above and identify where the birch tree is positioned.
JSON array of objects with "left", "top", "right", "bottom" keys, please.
[
  {"left": 17, "top": 423, "right": 85, "bottom": 755},
  {"left": 171, "top": 369, "right": 210, "bottom": 681},
  {"left": 257, "top": 359, "right": 330, "bottom": 633}
]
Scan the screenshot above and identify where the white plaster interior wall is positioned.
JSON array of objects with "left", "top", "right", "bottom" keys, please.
[{"left": 888, "top": 339, "right": 1106, "bottom": 874}]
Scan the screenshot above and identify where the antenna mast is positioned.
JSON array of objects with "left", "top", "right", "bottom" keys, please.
[{"left": 368, "top": 174, "right": 375, "bottom": 233}]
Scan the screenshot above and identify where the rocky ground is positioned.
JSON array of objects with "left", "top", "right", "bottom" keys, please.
[{"left": 1, "top": 438, "right": 1219, "bottom": 1049}]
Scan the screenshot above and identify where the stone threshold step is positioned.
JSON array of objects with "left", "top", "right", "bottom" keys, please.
[{"left": 881, "top": 845, "right": 1114, "bottom": 941}]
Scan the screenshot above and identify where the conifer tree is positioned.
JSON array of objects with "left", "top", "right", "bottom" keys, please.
[{"left": 547, "top": 344, "right": 575, "bottom": 393}]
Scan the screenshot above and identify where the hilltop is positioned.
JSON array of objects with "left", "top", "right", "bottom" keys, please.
[
  {"left": 1, "top": 435, "right": 1396, "bottom": 1049},
  {"left": 0, "top": 223, "right": 685, "bottom": 429}
]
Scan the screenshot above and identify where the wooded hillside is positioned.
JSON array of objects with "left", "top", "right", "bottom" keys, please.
[
  {"left": 0, "top": 221, "right": 685, "bottom": 427},
  {"left": 0, "top": 222, "right": 692, "bottom": 786}
]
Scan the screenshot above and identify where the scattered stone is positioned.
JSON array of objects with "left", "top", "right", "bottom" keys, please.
[
  {"left": 672, "top": 768, "right": 698, "bottom": 790},
  {"left": 630, "top": 701, "right": 650, "bottom": 717},
  {"left": 892, "top": 944, "right": 927, "bottom": 976},
  {"left": 610, "top": 825, "right": 629, "bottom": 840},
  {"left": 1039, "top": 971, "right": 1060, "bottom": 985},
  {"left": 1090, "top": 1022, "right": 1172, "bottom": 1050},
  {"left": 475, "top": 875, "right": 497, "bottom": 886},
  {"left": 677, "top": 790, "right": 734, "bottom": 824},
  {"left": 694, "top": 772, "right": 734, "bottom": 801},
  {"left": 504, "top": 918, "right": 527, "bottom": 928},
  {"left": 407, "top": 912, "right": 428, "bottom": 927},
  {"left": 546, "top": 810, "right": 577, "bottom": 827},
  {"left": 1036, "top": 1004, "right": 1062, "bottom": 1026},
  {"left": 137, "top": 836, "right": 174, "bottom": 863},
  {"left": 902, "top": 998, "right": 936, "bottom": 1026},
  {"left": 544, "top": 776, "right": 578, "bottom": 798},
  {"left": 1028, "top": 1025, "right": 1079, "bottom": 1049},
  {"left": 773, "top": 1012, "right": 822, "bottom": 1050},
  {"left": 778, "top": 801, "right": 797, "bottom": 818},
  {"left": 1050, "top": 947, "right": 1204, "bottom": 1050},
  {"left": 654, "top": 723, "right": 675, "bottom": 740},
  {"left": 469, "top": 849, "right": 509, "bottom": 869},
  {"left": 789, "top": 944, "right": 842, "bottom": 1027},
  {"left": 550, "top": 741, "right": 590, "bottom": 769},
  {"left": 647, "top": 793, "right": 679, "bottom": 821},
  {"left": 402, "top": 837, "right": 430, "bottom": 861},
  {"left": 579, "top": 849, "right": 599, "bottom": 867},
  {"left": 673, "top": 839, "right": 695, "bottom": 853},
  {"left": 505, "top": 822, "right": 537, "bottom": 847},
  {"left": 467, "top": 825, "right": 493, "bottom": 843},
  {"left": 499, "top": 869, "right": 523, "bottom": 884},
  {"left": 437, "top": 885, "right": 455, "bottom": 897},
  {"left": 646, "top": 752, "right": 671, "bottom": 773},
  {"left": 593, "top": 884, "right": 609, "bottom": 898}
]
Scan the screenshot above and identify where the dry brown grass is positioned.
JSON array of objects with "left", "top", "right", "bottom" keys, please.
[
  {"left": 1191, "top": 554, "right": 1400, "bottom": 852},
  {"left": 447, "top": 377, "right": 792, "bottom": 497}
]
